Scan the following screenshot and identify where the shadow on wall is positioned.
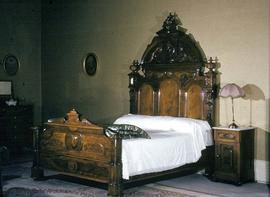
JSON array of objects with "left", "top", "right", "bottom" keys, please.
[
  {"left": 242, "top": 84, "right": 269, "bottom": 184},
  {"left": 267, "top": 98, "right": 270, "bottom": 185},
  {"left": 242, "top": 84, "right": 265, "bottom": 126},
  {"left": 268, "top": 98, "right": 270, "bottom": 186}
]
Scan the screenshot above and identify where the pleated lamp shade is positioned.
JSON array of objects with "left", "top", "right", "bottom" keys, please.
[
  {"left": 219, "top": 83, "right": 245, "bottom": 128},
  {"left": 219, "top": 83, "right": 245, "bottom": 98}
]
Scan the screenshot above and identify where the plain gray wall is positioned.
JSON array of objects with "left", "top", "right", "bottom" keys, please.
[{"left": 0, "top": 0, "right": 41, "bottom": 124}]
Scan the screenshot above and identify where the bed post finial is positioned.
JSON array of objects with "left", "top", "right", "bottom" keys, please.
[
  {"left": 162, "top": 12, "right": 181, "bottom": 33},
  {"left": 128, "top": 60, "right": 142, "bottom": 114}
]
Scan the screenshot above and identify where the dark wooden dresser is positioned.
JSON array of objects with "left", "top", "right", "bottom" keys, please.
[
  {"left": 212, "top": 127, "right": 255, "bottom": 185},
  {"left": 0, "top": 105, "right": 33, "bottom": 155}
]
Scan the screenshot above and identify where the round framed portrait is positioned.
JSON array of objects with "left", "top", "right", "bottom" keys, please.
[
  {"left": 3, "top": 54, "right": 20, "bottom": 76},
  {"left": 83, "top": 53, "right": 98, "bottom": 76}
]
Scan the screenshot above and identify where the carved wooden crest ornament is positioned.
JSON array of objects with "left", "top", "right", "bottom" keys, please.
[
  {"left": 66, "top": 109, "right": 80, "bottom": 123},
  {"left": 140, "top": 12, "right": 205, "bottom": 68},
  {"left": 65, "top": 132, "right": 82, "bottom": 151},
  {"left": 64, "top": 109, "right": 98, "bottom": 128}
]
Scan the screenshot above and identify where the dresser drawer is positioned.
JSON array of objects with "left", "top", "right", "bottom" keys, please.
[{"left": 214, "top": 130, "right": 240, "bottom": 143}]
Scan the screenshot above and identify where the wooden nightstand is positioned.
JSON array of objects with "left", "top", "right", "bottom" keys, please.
[{"left": 212, "top": 127, "right": 255, "bottom": 185}]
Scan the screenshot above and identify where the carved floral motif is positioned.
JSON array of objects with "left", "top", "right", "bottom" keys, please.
[
  {"left": 65, "top": 132, "right": 83, "bottom": 151},
  {"left": 140, "top": 13, "right": 205, "bottom": 66},
  {"left": 84, "top": 143, "right": 105, "bottom": 155}
]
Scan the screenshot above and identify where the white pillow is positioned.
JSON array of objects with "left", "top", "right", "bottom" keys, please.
[
  {"left": 114, "top": 114, "right": 174, "bottom": 132},
  {"left": 114, "top": 114, "right": 210, "bottom": 132},
  {"left": 114, "top": 114, "right": 213, "bottom": 146}
]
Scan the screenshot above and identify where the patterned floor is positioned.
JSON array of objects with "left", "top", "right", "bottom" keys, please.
[{"left": 2, "top": 162, "right": 218, "bottom": 197}]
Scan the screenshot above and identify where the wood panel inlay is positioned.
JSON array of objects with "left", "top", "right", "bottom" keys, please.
[
  {"left": 139, "top": 84, "right": 154, "bottom": 115},
  {"left": 84, "top": 143, "right": 105, "bottom": 155},
  {"left": 186, "top": 84, "right": 203, "bottom": 119},
  {"left": 159, "top": 79, "right": 179, "bottom": 116}
]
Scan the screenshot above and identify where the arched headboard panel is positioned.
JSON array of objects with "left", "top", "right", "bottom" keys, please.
[
  {"left": 138, "top": 83, "right": 154, "bottom": 115},
  {"left": 128, "top": 13, "right": 218, "bottom": 126},
  {"left": 184, "top": 83, "right": 204, "bottom": 119},
  {"left": 159, "top": 78, "right": 179, "bottom": 116}
]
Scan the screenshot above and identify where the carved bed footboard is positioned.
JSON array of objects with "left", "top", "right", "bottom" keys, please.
[{"left": 31, "top": 109, "right": 123, "bottom": 196}]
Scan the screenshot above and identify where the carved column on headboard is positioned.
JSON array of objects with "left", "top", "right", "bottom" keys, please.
[
  {"left": 205, "top": 57, "right": 218, "bottom": 126},
  {"left": 128, "top": 60, "right": 142, "bottom": 114}
]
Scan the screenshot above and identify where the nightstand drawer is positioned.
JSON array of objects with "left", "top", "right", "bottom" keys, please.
[{"left": 214, "top": 130, "right": 239, "bottom": 143}]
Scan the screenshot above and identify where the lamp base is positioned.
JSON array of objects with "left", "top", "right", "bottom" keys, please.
[{"left": 229, "top": 122, "right": 238, "bottom": 128}]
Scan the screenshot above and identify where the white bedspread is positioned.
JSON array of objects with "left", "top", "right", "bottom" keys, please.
[{"left": 114, "top": 114, "right": 213, "bottom": 180}]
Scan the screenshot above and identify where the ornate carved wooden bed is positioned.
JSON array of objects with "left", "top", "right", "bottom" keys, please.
[{"left": 31, "top": 13, "right": 218, "bottom": 196}]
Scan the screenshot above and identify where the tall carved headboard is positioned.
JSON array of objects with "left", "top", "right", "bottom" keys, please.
[{"left": 128, "top": 13, "right": 218, "bottom": 126}]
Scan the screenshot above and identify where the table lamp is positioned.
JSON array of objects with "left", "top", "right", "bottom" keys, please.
[{"left": 219, "top": 83, "right": 245, "bottom": 128}]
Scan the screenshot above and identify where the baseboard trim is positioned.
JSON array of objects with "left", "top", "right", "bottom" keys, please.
[{"left": 255, "top": 159, "right": 269, "bottom": 184}]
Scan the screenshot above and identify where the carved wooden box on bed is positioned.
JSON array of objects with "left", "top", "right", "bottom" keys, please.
[{"left": 31, "top": 13, "right": 218, "bottom": 196}]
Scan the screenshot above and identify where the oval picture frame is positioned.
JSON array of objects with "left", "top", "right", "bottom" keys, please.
[
  {"left": 83, "top": 53, "right": 98, "bottom": 76},
  {"left": 3, "top": 54, "right": 20, "bottom": 76}
]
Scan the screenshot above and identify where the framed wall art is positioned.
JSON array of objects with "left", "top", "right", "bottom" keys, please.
[
  {"left": 83, "top": 53, "right": 98, "bottom": 76},
  {"left": 3, "top": 54, "right": 20, "bottom": 76}
]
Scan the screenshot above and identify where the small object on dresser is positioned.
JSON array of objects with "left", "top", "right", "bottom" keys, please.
[
  {"left": 212, "top": 127, "right": 254, "bottom": 185},
  {"left": 5, "top": 98, "right": 17, "bottom": 106}
]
